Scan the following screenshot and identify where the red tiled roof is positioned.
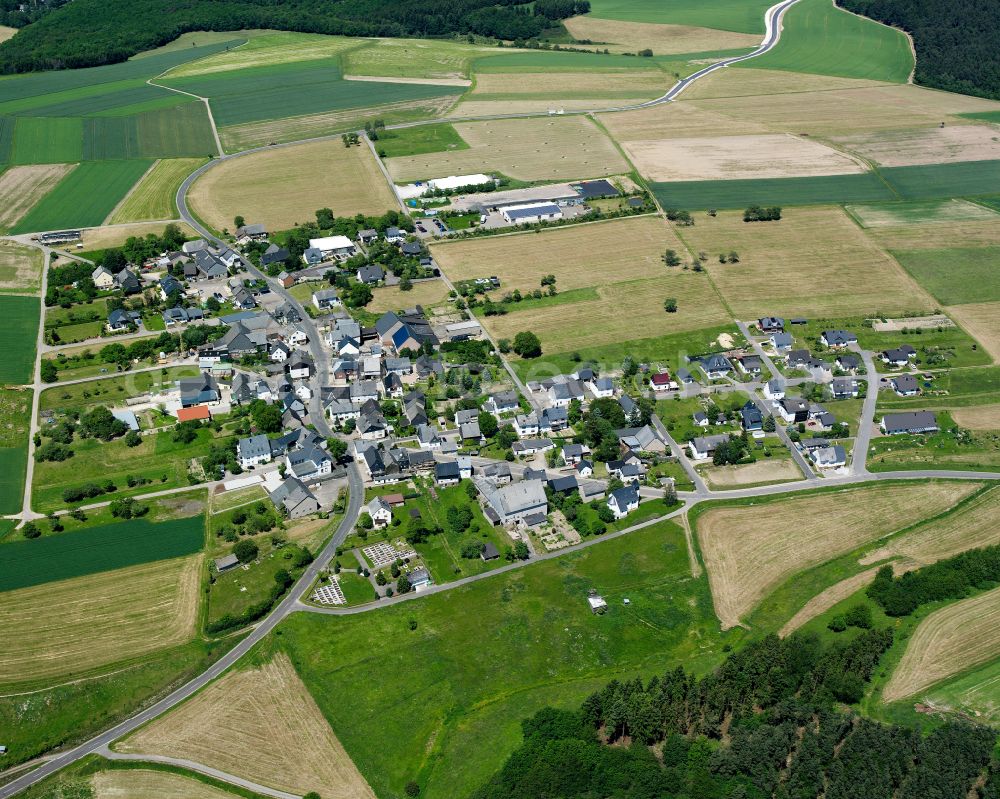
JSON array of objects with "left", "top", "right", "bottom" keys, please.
[{"left": 177, "top": 405, "right": 211, "bottom": 422}]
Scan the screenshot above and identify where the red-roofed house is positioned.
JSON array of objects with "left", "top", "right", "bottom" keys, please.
[
  {"left": 177, "top": 405, "right": 211, "bottom": 422},
  {"left": 649, "top": 372, "right": 674, "bottom": 390}
]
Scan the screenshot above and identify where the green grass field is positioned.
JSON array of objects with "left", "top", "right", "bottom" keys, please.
[
  {"left": 375, "top": 123, "right": 469, "bottom": 159},
  {"left": 110, "top": 158, "right": 204, "bottom": 222},
  {"left": 79, "top": 105, "right": 215, "bottom": 160},
  {"left": 0, "top": 388, "right": 29, "bottom": 514},
  {"left": 879, "top": 366, "right": 1000, "bottom": 409},
  {"left": 743, "top": 0, "right": 912, "bottom": 81},
  {"left": 10, "top": 116, "right": 83, "bottom": 163},
  {"left": 881, "top": 160, "right": 1000, "bottom": 200},
  {"left": 584, "top": 0, "right": 771, "bottom": 34},
  {"left": 892, "top": 247, "right": 1000, "bottom": 305},
  {"left": 0, "top": 514, "right": 203, "bottom": 592},
  {"left": 44, "top": 297, "right": 108, "bottom": 329},
  {"left": 845, "top": 199, "right": 1000, "bottom": 228},
  {"left": 39, "top": 366, "right": 197, "bottom": 414},
  {"left": 279, "top": 518, "right": 740, "bottom": 799},
  {"left": 11, "top": 159, "right": 153, "bottom": 233},
  {"left": 869, "top": 411, "right": 1000, "bottom": 472},
  {"left": 337, "top": 571, "right": 377, "bottom": 605},
  {"left": 0, "top": 294, "right": 39, "bottom": 385},
  {"left": 473, "top": 50, "right": 673, "bottom": 72},
  {"left": 163, "top": 59, "right": 461, "bottom": 127},
  {"left": 651, "top": 172, "right": 895, "bottom": 210}
]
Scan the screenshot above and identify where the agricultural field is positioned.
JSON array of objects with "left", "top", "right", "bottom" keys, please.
[
  {"left": 951, "top": 403, "right": 1000, "bottom": 429},
  {"left": 91, "top": 768, "right": 245, "bottom": 799},
  {"left": 624, "top": 133, "right": 865, "bottom": 182},
  {"left": 77, "top": 220, "right": 198, "bottom": 251},
  {"left": 368, "top": 279, "right": 450, "bottom": 312},
  {"left": 9, "top": 117, "right": 83, "bottom": 163},
  {"left": 652, "top": 172, "right": 894, "bottom": 210},
  {"left": 0, "top": 554, "right": 201, "bottom": 684},
  {"left": 679, "top": 65, "right": 885, "bottom": 101},
  {"left": 385, "top": 116, "right": 629, "bottom": 183},
  {"left": 0, "top": 514, "right": 204, "bottom": 592},
  {"left": 946, "top": 303, "right": 1000, "bottom": 362},
  {"left": 11, "top": 159, "right": 154, "bottom": 234},
  {"left": 584, "top": 0, "right": 771, "bottom": 34},
  {"left": 846, "top": 198, "right": 1000, "bottom": 228},
  {"left": 891, "top": 247, "right": 1000, "bottom": 305},
  {"left": 108, "top": 158, "right": 205, "bottom": 223},
  {"left": 0, "top": 388, "right": 30, "bottom": 514},
  {"left": 881, "top": 159, "right": 1000, "bottom": 201},
  {"left": 740, "top": 0, "right": 912, "bottom": 82},
  {"left": 188, "top": 139, "right": 397, "bottom": 233},
  {"left": 883, "top": 584, "right": 1000, "bottom": 703},
  {"left": 833, "top": 124, "right": 1000, "bottom": 168},
  {"left": 455, "top": 69, "right": 667, "bottom": 108},
  {"left": 0, "top": 239, "right": 43, "bottom": 293},
  {"left": 919, "top": 656, "right": 1000, "bottom": 726},
  {"left": 675, "top": 207, "right": 936, "bottom": 317},
  {"left": 274, "top": 518, "right": 736, "bottom": 799},
  {"left": 0, "top": 293, "right": 40, "bottom": 384},
  {"left": 562, "top": 16, "right": 760, "bottom": 54},
  {"left": 695, "top": 481, "right": 980, "bottom": 628},
  {"left": 344, "top": 37, "right": 500, "bottom": 79},
  {"left": 118, "top": 652, "right": 376, "bottom": 799},
  {"left": 0, "top": 164, "right": 76, "bottom": 233}
]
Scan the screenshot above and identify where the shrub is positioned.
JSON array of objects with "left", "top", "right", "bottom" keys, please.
[{"left": 234, "top": 539, "right": 259, "bottom": 563}]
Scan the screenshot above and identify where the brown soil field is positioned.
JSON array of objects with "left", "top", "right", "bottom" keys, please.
[
  {"left": 598, "top": 99, "right": 771, "bottom": 142},
  {"left": 368, "top": 279, "right": 450, "bottom": 312},
  {"left": 679, "top": 67, "right": 888, "bottom": 100},
  {"left": 92, "top": 769, "right": 238, "bottom": 799},
  {"left": 431, "top": 216, "right": 685, "bottom": 293},
  {"left": 466, "top": 71, "right": 667, "bottom": 99},
  {"left": 832, "top": 124, "right": 1000, "bottom": 167},
  {"left": 0, "top": 240, "right": 43, "bottom": 294},
  {"left": 563, "top": 16, "right": 760, "bottom": 54},
  {"left": 119, "top": 653, "right": 375, "bottom": 799},
  {"left": 623, "top": 133, "right": 864, "bottom": 181},
  {"left": 0, "top": 164, "right": 75, "bottom": 231},
  {"left": 944, "top": 302, "right": 1000, "bottom": 363},
  {"left": 702, "top": 458, "right": 804, "bottom": 488},
  {"left": 883, "top": 584, "right": 1000, "bottom": 702},
  {"left": 80, "top": 221, "right": 198, "bottom": 251},
  {"left": 219, "top": 96, "right": 459, "bottom": 152},
  {"left": 779, "top": 567, "right": 881, "bottom": 637},
  {"left": 0, "top": 555, "right": 201, "bottom": 685},
  {"left": 950, "top": 404, "right": 1000, "bottom": 430},
  {"left": 696, "top": 481, "right": 980, "bottom": 629},
  {"left": 190, "top": 140, "right": 398, "bottom": 233},
  {"left": 861, "top": 486, "right": 1000, "bottom": 567},
  {"left": 386, "top": 116, "right": 628, "bottom": 183},
  {"left": 677, "top": 206, "right": 936, "bottom": 318}
]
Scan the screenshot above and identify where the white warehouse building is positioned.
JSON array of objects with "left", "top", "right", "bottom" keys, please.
[{"left": 308, "top": 235, "right": 357, "bottom": 260}]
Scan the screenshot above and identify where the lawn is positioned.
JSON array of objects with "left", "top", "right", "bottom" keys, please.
[
  {"left": 11, "top": 159, "right": 154, "bottom": 234},
  {"left": 0, "top": 388, "right": 30, "bottom": 514},
  {"left": 39, "top": 365, "right": 197, "bottom": 414},
  {"left": 0, "top": 294, "right": 39, "bottom": 384},
  {"left": 44, "top": 296, "right": 108, "bottom": 328},
  {"left": 337, "top": 571, "right": 377, "bottom": 605},
  {"left": 208, "top": 540, "right": 311, "bottom": 625},
  {"left": 650, "top": 172, "right": 896, "bottom": 210},
  {"left": 49, "top": 319, "right": 103, "bottom": 344},
  {"left": 585, "top": 0, "right": 772, "bottom": 34},
  {"left": 742, "top": 0, "right": 912, "bottom": 82},
  {"left": 110, "top": 158, "right": 205, "bottom": 222},
  {"left": 374, "top": 123, "right": 469, "bottom": 159},
  {"left": 277, "top": 518, "right": 742, "bottom": 799},
  {"left": 892, "top": 247, "right": 1000, "bottom": 305},
  {"left": 0, "top": 514, "right": 204, "bottom": 592},
  {"left": 868, "top": 413, "right": 1000, "bottom": 472},
  {"left": 878, "top": 365, "right": 1000, "bottom": 409}
]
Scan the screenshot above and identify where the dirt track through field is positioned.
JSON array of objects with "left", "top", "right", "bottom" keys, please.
[
  {"left": 118, "top": 653, "right": 375, "bottom": 799},
  {"left": 884, "top": 585, "right": 1000, "bottom": 702},
  {"left": 697, "top": 481, "right": 980, "bottom": 629}
]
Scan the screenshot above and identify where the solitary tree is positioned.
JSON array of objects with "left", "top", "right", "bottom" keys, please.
[
  {"left": 663, "top": 298, "right": 678, "bottom": 313},
  {"left": 234, "top": 539, "right": 259, "bottom": 564},
  {"left": 512, "top": 331, "right": 542, "bottom": 358},
  {"left": 234, "top": 215, "right": 245, "bottom": 229}
]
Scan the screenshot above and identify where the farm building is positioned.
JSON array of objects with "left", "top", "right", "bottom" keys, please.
[
  {"left": 214, "top": 554, "right": 240, "bottom": 573},
  {"left": 501, "top": 202, "right": 562, "bottom": 225}
]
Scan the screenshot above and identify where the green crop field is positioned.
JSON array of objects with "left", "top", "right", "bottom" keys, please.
[
  {"left": 279, "top": 518, "right": 741, "bottom": 799},
  {"left": 0, "top": 515, "right": 204, "bottom": 592},
  {"left": 473, "top": 50, "right": 673, "bottom": 72},
  {"left": 110, "top": 157, "right": 204, "bottom": 222},
  {"left": 0, "top": 295, "right": 38, "bottom": 385},
  {"left": 81, "top": 104, "right": 215, "bottom": 160},
  {"left": 881, "top": 160, "right": 1000, "bottom": 200},
  {"left": 585, "top": 0, "right": 771, "bottom": 34},
  {"left": 742, "top": 0, "right": 912, "bottom": 81},
  {"left": 651, "top": 171, "right": 895, "bottom": 210},
  {"left": 0, "top": 117, "right": 13, "bottom": 161},
  {"left": 11, "top": 159, "right": 153, "bottom": 233},
  {"left": 10, "top": 117, "right": 83, "bottom": 163},
  {"left": 892, "top": 247, "right": 1000, "bottom": 305},
  {"left": 162, "top": 59, "right": 461, "bottom": 127},
  {"left": 375, "top": 123, "right": 469, "bottom": 158}
]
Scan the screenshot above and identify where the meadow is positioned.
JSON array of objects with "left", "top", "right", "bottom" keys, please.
[
  {"left": 920, "top": 655, "right": 1000, "bottom": 726},
  {"left": 0, "top": 238, "right": 43, "bottom": 292},
  {"left": 118, "top": 652, "right": 375, "bottom": 799},
  {"left": 11, "top": 159, "right": 154, "bottom": 234},
  {"left": 373, "top": 123, "right": 468, "bottom": 159},
  {"left": 0, "top": 388, "right": 30, "bottom": 515},
  {"left": 0, "top": 294, "right": 39, "bottom": 384},
  {"left": 109, "top": 157, "right": 205, "bottom": 223},
  {"left": 0, "top": 554, "right": 201, "bottom": 684},
  {"left": 0, "top": 164, "right": 75, "bottom": 232},
  {"left": 891, "top": 246, "right": 1000, "bottom": 305},
  {"left": 0, "top": 514, "right": 204, "bottom": 592},
  {"left": 39, "top": 365, "right": 197, "bottom": 413},
  {"left": 368, "top": 280, "right": 450, "bottom": 313},
  {"left": 742, "top": 0, "right": 912, "bottom": 81},
  {"left": 584, "top": 0, "right": 772, "bottom": 34},
  {"left": 344, "top": 37, "right": 501, "bottom": 79}
]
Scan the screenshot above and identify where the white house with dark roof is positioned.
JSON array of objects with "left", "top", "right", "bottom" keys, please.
[
  {"left": 880, "top": 411, "right": 938, "bottom": 435},
  {"left": 820, "top": 330, "right": 857, "bottom": 348},
  {"left": 891, "top": 374, "right": 920, "bottom": 396},
  {"left": 607, "top": 485, "right": 640, "bottom": 519}
]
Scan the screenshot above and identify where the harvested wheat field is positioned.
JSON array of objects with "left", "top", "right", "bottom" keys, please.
[
  {"left": 702, "top": 458, "right": 804, "bottom": 488},
  {"left": 563, "top": 16, "right": 760, "bottom": 54},
  {"left": 0, "top": 555, "right": 201, "bottom": 684},
  {"left": 190, "top": 140, "right": 397, "bottom": 232},
  {"left": 92, "top": 769, "right": 237, "bottom": 799},
  {"left": 861, "top": 486, "right": 1000, "bottom": 568},
  {"left": 696, "top": 481, "right": 980, "bottom": 629},
  {"left": 599, "top": 100, "right": 770, "bottom": 141},
  {"left": 951, "top": 404, "right": 1000, "bottom": 429},
  {"left": 119, "top": 653, "right": 375, "bottom": 799},
  {"left": 779, "top": 567, "right": 882, "bottom": 637},
  {"left": 368, "top": 279, "right": 450, "bottom": 312},
  {"left": 81, "top": 221, "right": 198, "bottom": 251},
  {"left": 678, "top": 206, "right": 936, "bottom": 317},
  {"left": 431, "top": 216, "right": 684, "bottom": 292},
  {"left": 832, "top": 124, "right": 1000, "bottom": 167},
  {"left": 0, "top": 164, "right": 75, "bottom": 231},
  {"left": 0, "top": 240, "right": 43, "bottom": 294},
  {"left": 945, "top": 302, "right": 1000, "bottom": 363},
  {"left": 884, "top": 584, "right": 1000, "bottom": 702},
  {"left": 679, "top": 67, "right": 887, "bottom": 101},
  {"left": 623, "top": 134, "right": 864, "bottom": 181},
  {"left": 386, "top": 116, "right": 628, "bottom": 183}
]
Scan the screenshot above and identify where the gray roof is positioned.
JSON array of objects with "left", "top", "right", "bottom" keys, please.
[
  {"left": 609, "top": 485, "right": 639, "bottom": 509},
  {"left": 892, "top": 374, "right": 919, "bottom": 392},
  {"left": 238, "top": 434, "right": 272, "bottom": 461},
  {"left": 882, "top": 411, "right": 938, "bottom": 434}
]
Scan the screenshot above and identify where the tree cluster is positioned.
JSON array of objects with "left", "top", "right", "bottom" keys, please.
[{"left": 743, "top": 205, "right": 782, "bottom": 222}]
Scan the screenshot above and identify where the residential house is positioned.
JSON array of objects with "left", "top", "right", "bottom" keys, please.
[
  {"left": 92, "top": 265, "right": 114, "bottom": 289},
  {"left": 269, "top": 341, "right": 291, "bottom": 363},
  {"left": 475, "top": 477, "right": 547, "bottom": 525},
  {"left": 178, "top": 374, "right": 220, "bottom": 408},
  {"left": 616, "top": 425, "right": 665, "bottom": 453},
  {"left": 539, "top": 406, "right": 569, "bottom": 434},
  {"left": 375, "top": 310, "right": 439, "bottom": 354},
  {"left": 688, "top": 434, "right": 731, "bottom": 461},
  {"left": 736, "top": 355, "right": 763, "bottom": 376},
  {"left": 286, "top": 444, "right": 333, "bottom": 481},
  {"left": 237, "top": 434, "right": 276, "bottom": 469},
  {"left": 357, "top": 228, "right": 378, "bottom": 245},
  {"left": 809, "top": 404, "right": 836, "bottom": 430},
  {"left": 309, "top": 235, "right": 356, "bottom": 260},
  {"left": 312, "top": 289, "right": 340, "bottom": 311},
  {"left": 260, "top": 244, "right": 290, "bottom": 268},
  {"left": 699, "top": 354, "right": 732, "bottom": 380},
  {"left": 881, "top": 345, "right": 916, "bottom": 368},
  {"left": 561, "top": 443, "right": 589, "bottom": 465},
  {"left": 548, "top": 378, "right": 586, "bottom": 408},
  {"left": 777, "top": 396, "right": 809, "bottom": 423},
  {"left": 269, "top": 477, "right": 320, "bottom": 519},
  {"left": 408, "top": 568, "right": 433, "bottom": 590},
  {"left": 740, "top": 400, "right": 764, "bottom": 434},
  {"left": 366, "top": 496, "right": 393, "bottom": 528},
  {"left": 830, "top": 377, "right": 860, "bottom": 399},
  {"left": 649, "top": 372, "right": 673, "bottom": 391},
  {"left": 481, "top": 461, "right": 512, "bottom": 485},
  {"left": 589, "top": 377, "right": 615, "bottom": 398},
  {"left": 548, "top": 475, "right": 578, "bottom": 495},
  {"left": 811, "top": 445, "right": 847, "bottom": 469},
  {"left": 836, "top": 354, "right": 861, "bottom": 372},
  {"left": 758, "top": 316, "right": 785, "bottom": 332},
  {"left": 357, "top": 265, "right": 385, "bottom": 285},
  {"left": 235, "top": 223, "right": 268, "bottom": 245},
  {"left": 763, "top": 379, "right": 785, "bottom": 401},
  {"left": 115, "top": 268, "right": 140, "bottom": 295},
  {"left": 286, "top": 353, "right": 313, "bottom": 380},
  {"left": 514, "top": 413, "right": 539, "bottom": 437},
  {"left": 435, "top": 461, "right": 461, "bottom": 486},
  {"left": 512, "top": 438, "right": 554, "bottom": 456},
  {"left": 460, "top": 420, "right": 483, "bottom": 444},
  {"left": 302, "top": 247, "right": 324, "bottom": 266},
  {"left": 693, "top": 411, "right": 709, "bottom": 427},
  {"left": 357, "top": 400, "right": 388, "bottom": 440},
  {"left": 384, "top": 226, "right": 404, "bottom": 244},
  {"left": 457, "top": 456, "right": 473, "bottom": 479},
  {"left": 231, "top": 288, "right": 256, "bottom": 311},
  {"left": 820, "top": 330, "right": 857, "bottom": 348},
  {"left": 194, "top": 250, "right": 228, "bottom": 280},
  {"left": 400, "top": 241, "right": 422, "bottom": 257},
  {"left": 417, "top": 424, "right": 443, "bottom": 449},
  {"left": 106, "top": 308, "right": 133, "bottom": 332},
  {"left": 575, "top": 459, "right": 594, "bottom": 479},
  {"left": 607, "top": 460, "right": 641, "bottom": 482},
  {"left": 770, "top": 331, "right": 793, "bottom": 351},
  {"left": 880, "top": 411, "right": 939, "bottom": 435},
  {"left": 607, "top": 485, "right": 640, "bottom": 519},
  {"left": 891, "top": 374, "right": 920, "bottom": 396},
  {"left": 350, "top": 379, "right": 379, "bottom": 405},
  {"left": 485, "top": 391, "right": 519, "bottom": 415},
  {"left": 786, "top": 349, "right": 812, "bottom": 370},
  {"left": 676, "top": 369, "right": 695, "bottom": 386}
]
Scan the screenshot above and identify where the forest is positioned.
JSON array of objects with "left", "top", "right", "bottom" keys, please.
[
  {"left": 475, "top": 632, "right": 1000, "bottom": 799},
  {"left": 0, "top": 0, "right": 581, "bottom": 73},
  {"left": 837, "top": 0, "right": 1000, "bottom": 99}
]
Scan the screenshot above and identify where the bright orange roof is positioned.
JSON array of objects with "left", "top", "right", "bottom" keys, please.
[{"left": 177, "top": 405, "right": 211, "bottom": 422}]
